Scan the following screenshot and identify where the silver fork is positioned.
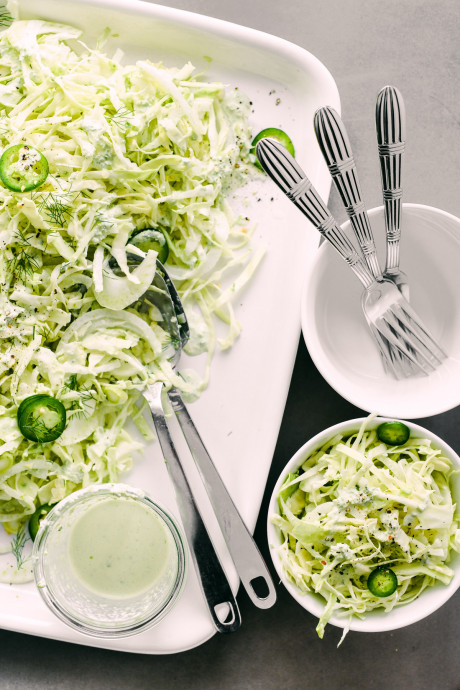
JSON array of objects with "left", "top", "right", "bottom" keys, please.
[
  {"left": 313, "top": 104, "right": 414, "bottom": 378},
  {"left": 256, "top": 137, "right": 446, "bottom": 374},
  {"left": 376, "top": 85, "right": 408, "bottom": 299}
]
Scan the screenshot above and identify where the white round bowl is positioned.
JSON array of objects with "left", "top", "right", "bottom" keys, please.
[
  {"left": 267, "top": 417, "right": 460, "bottom": 634},
  {"left": 301, "top": 204, "right": 460, "bottom": 418}
]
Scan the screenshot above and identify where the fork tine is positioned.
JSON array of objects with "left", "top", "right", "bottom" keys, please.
[
  {"left": 378, "top": 322, "right": 433, "bottom": 375},
  {"left": 384, "top": 308, "right": 437, "bottom": 368},
  {"left": 379, "top": 320, "right": 421, "bottom": 377},
  {"left": 366, "top": 311, "right": 413, "bottom": 379},
  {"left": 374, "top": 317, "right": 434, "bottom": 375},
  {"left": 368, "top": 323, "right": 404, "bottom": 378},
  {"left": 386, "top": 348, "right": 415, "bottom": 379},
  {"left": 381, "top": 334, "right": 416, "bottom": 379},
  {"left": 382, "top": 309, "right": 439, "bottom": 371},
  {"left": 397, "top": 301, "right": 447, "bottom": 362},
  {"left": 386, "top": 342, "right": 418, "bottom": 378},
  {"left": 389, "top": 303, "right": 445, "bottom": 367}
]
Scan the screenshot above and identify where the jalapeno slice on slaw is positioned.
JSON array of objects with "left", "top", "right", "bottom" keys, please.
[
  {"left": 377, "top": 421, "right": 410, "bottom": 446},
  {"left": 251, "top": 127, "right": 295, "bottom": 169},
  {"left": 0, "top": 144, "right": 49, "bottom": 192},
  {"left": 28, "top": 503, "right": 53, "bottom": 541},
  {"left": 129, "top": 227, "right": 169, "bottom": 264},
  {"left": 17, "top": 394, "right": 66, "bottom": 443},
  {"left": 367, "top": 566, "right": 398, "bottom": 597}
]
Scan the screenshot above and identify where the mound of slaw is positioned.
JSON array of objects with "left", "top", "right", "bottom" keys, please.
[
  {"left": 272, "top": 416, "right": 460, "bottom": 640},
  {"left": 0, "top": 9, "right": 261, "bottom": 562}
]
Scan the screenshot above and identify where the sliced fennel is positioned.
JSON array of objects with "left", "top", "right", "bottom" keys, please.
[
  {"left": 93, "top": 248, "right": 158, "bottom": 310},
  {"left": 0, "top": 13, "right": 259, "bottom": 578},
  {"left": 272, "top": 417, "right": 460, "bottom": 640}
]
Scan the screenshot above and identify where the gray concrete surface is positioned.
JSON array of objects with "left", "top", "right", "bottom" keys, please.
[{"left": 1, "top": 1, "right": 459, "bottom": 688}]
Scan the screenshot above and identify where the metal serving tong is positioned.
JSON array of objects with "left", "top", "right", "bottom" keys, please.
[
  {"left": 155, "top": 266, "right": 277, "bottom": 612},
  {"left": 137, "top": 267, "right": 240, "bottom": 633},
  {"left": 146, "top": 379, "right": 241, "bottom": 633},
  {"left": 123, "top": 255, "right": 276, "bottom": 633},
  {"left": 255, "top": 138, "right": 446, "bottom": 375}
]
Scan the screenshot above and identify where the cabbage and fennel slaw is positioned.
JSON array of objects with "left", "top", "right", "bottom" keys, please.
[
  {"left": 0, "top": 12, "right": 262, "bottom": 577},
  {"left": 272, "top": 417, "right": 460, "bottom": 639}
]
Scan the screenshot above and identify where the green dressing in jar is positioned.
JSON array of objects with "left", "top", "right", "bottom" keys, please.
[{"left": 68, "top": 497, "right": 170, "bottom": 598}]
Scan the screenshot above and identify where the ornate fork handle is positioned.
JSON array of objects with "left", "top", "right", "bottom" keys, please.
[
  {"left": 314, "top": 106, "right": 382, "bottom": 281},
  {"left": 375, "top": 85, "right": 406, "bottom": 275},
  {"left": 256, "top": 137, "right": 376, "bottom": 290}
]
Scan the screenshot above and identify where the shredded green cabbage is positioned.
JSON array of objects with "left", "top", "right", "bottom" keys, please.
[
  {"left": 272, "top": 415, "right": 460, "bottom": 640},
  {"left": 0, "top": 11, "right": 261, "bottom": 571}
]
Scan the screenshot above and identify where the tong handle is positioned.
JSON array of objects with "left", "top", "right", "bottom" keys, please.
[
  {"left": 375, "top": 85, "right": 406, "bottom": 274},
  {"left": 314, "top": 106, "right": 382, "bottom": 280},
  {"left": 256, "top": 137, "right": 375, "bottom": 290},
  {"left": 168, "top": 387, "right": 277, "bottom": 610},
  {"left": 145, "top": 382, "right": 241, "bottom": 634}
]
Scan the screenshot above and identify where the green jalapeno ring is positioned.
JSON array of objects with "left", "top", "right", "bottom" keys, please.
[
  {"left": 367, "top": 566, "right": 398, "bottom": 597},
  {"left": 0, "top": 144, "right": 49, "bottom": 192},
  {"left": 251, "top": 127, "right": 295, "bottom": 170},
  {"left": 377, "top": 421, "right": 411, "bottom": 446},
  {"left": 28, "top": 503, "right": 54, "bottom": 541},
  {"left": 129, "top": 227, "right": 169, "bottom": 264},
  {"left": 17, "top": 394, "right": 66, "bottom": 443}
]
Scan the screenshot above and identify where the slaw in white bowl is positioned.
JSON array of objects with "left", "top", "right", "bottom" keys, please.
[{"left": 267, "top": 416, "right": 460, "bottom": 638}]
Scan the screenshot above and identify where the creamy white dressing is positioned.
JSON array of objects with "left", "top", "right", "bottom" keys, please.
[{"left": 14, "top": 145, "right": 40, "bottom": 170}]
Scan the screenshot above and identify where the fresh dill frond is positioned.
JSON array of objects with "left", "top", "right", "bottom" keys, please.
[
  {"left": 7, "top": 230, "right": 40, "bottom": 283},
  {"left": 65, "top": 373, "right": 79, "bottom": 391},
  {"left": 10, "top": 526, "right": 29, "bottom": 570},
  {"left": 73, "top": 388, "right": 97, "bottom": 418},
  {"left": 162, "top": 334, "right": 181, "bottom": 354},
  {"left": 36, "top": 322, "right": 54, "bottom": 342},
  {"left": 34, "top": 190, "right": 80, "bottom": 228},
  {"left": 107, "top": 106, "right": 133, "bottom": 131},
  {"left": 12, "top": 229, "right": 35, "bottom": 248},
  {"left": 102, "top": 268, "right": 117, "bottom": 280},
  {"left": 21, "top": 418, "right": 61, "bottom": 443},
  {"left": 63, "top": 375, "right": 97, "bottom": 418},
  {"left": 94, "top": 210, "right": 114, "bottom": 228}
]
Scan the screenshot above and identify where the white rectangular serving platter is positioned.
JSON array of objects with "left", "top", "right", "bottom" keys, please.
[{"left": 0, "top": 0, "right": 339, "bottom": 654}]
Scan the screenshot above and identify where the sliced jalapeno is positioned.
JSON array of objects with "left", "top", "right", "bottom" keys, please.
[
  {"left": 377, "top": 421, "right": 410, "bottom": 446},
  {"left": 28, "top": 503, "right": 53, "bottom": 541},
  {"left": 251, "top": 127, "right": 295, "bottom": 170},
  {"left": 0, "top": 144, "right": 49, "bottom": 192},
  {"left": 129, "top": 227, "right": 169, "bottom": 264},
  {"left": 367, "top": 566, "right": 398, "bottom": 597},
  {"left": 17, "top": 394, "right": 66, "bottom": 443}
]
